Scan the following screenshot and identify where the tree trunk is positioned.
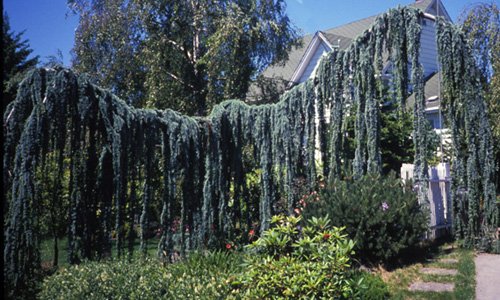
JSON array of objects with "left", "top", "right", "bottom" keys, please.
[{"left": 52, "top": 234, "right": 58, "bottom": 267}]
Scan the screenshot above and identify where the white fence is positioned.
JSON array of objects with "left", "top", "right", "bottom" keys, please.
[{"left": 401, "top": 163, "right": 452, "bottom": 239}]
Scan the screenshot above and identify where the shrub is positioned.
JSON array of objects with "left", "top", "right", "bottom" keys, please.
[
  {"left": 303, "top": 174, "right": 428, "bottom": 264},
  {"left": 231, "top": 215, "right": 356, "bottom": 299},
  {"left": 39, "top": 251, "right": 241, "bottom": 299}
]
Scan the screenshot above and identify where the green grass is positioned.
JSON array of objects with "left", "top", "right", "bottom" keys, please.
[
  {"left": 454, "top": 248, "right": 475, "bottom": 299},
  {"left": 40, "top": 236, "right": 162, "bottom": 270},
  {"left": 40, "top": 237, "right": 69, "bottom": 268},
  {"left": 381, "top": 243, "right": 475, "bottom": 300}
]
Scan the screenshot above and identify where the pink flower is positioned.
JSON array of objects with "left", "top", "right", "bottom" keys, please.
[
  {"left": 249, "top": 229, "right": 255, "bottom": 236},
  {"left": 381, "top": 202, "right": 389, "bottom": 211},
  {"left": 225, "top": 243, "right": 232, "bottom": 250}
]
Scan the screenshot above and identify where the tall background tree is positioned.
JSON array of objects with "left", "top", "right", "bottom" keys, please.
[
  {"left": 459, "top": 1, "right": 499, "bottom": 194},
  {"left": 2, "top": 13, "right": 39, "bottom": 111},
  {"left": 69, "top": 0, "right": 146, "bottom": 106},
  {"left": 69, "top": 0, "right": 300, "bottom": 114}
]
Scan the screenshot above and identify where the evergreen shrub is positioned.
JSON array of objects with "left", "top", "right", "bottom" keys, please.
[
  {"left": 39, "top": 251, "right": 241, "bottom": 299},
  {"left": 303, "top": 174, "right": 428, "bottom": 264},
  {"left": 231, "top": 215, "right": 356, "bottom": 299}
]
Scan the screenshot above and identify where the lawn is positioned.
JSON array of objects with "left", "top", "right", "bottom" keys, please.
[{"left": 40, "top": 236, "right": 162, "bottom": 269}]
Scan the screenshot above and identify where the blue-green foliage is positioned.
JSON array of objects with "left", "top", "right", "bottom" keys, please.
[
  {"left": 437, "top": 19, "right": 498, "bottom": 246},
  {"left": 3, "top": 68, "right": 318, "bottom": 297}
]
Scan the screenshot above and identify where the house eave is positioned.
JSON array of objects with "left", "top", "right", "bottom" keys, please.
[{"left": 288, "top": 32, "right": 334, "bottom": 87}]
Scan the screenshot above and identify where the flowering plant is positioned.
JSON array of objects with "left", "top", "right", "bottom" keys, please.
[{"left": 232, "top": 215, "right": 356, "bottom": 299}]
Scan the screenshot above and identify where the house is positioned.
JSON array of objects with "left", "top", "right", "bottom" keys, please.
[{"left": 247, "top": 0, "right": 451, "bottom": 133}]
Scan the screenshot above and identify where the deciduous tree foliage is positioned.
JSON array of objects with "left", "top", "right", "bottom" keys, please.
[
  {"left": 3, "top": 7, "right": 497, "bottom": 297},
  {"left": 459, "top": 2, "right": 499, "bottom": 84},
  {"left": 70, "top": 0, "right": 300, "bottom": 114},
  {"left": 70, "top": 0, "right": 146, "bottom": 106}
]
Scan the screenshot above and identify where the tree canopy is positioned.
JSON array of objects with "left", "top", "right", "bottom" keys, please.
[
  {"left": 69, "top": 0, "right": 300, "bottom": 114},
  {"left": 459, "top": 1, "right": 499, "bottom": 84}
]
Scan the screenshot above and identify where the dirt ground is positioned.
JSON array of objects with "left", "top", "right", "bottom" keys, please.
[{"left": 475, "top": 253, "right": 500, "bottom": 300}]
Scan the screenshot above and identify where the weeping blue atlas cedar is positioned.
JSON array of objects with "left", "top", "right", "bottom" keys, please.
[{"left": 3, "top": 6, "right": 497, "bottom": 297}]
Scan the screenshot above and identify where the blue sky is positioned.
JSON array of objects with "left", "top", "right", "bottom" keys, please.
[
  {"left": 4, "top": 0, "right": 484, "bottom": 67},
  {"left": 4, "top": 0, "right": 79, "bottom": 66}
]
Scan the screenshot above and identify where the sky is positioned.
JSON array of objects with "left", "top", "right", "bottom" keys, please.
[{"left": 3, "top": 0, "right": 489, "bottom": 67}]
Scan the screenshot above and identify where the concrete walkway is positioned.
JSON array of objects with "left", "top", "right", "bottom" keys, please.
[{"left": 475, "top": 253, "right": 500, "bottom": 300}]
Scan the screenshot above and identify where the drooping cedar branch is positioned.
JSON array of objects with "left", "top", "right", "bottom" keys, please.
[{"left": 437, "top": 19, "right": 497, "bottom": 246}]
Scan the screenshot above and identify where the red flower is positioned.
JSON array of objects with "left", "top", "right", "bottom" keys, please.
[
  {"left": 225, "top": 243, "right": 232, "bottom": 250},
  {"left": 249, "top": 229, "right": 255, "bottom": 236},
  {"left": 323, "top": 233, "right": 331, "bottom": 240}
]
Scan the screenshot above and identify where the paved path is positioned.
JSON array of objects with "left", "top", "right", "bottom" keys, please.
[
  {"left": 475, "top": 253, "right": 500, "bottom": 300},
  {"left": 409, "top": 281, "right": 454, "bottom": 292}
]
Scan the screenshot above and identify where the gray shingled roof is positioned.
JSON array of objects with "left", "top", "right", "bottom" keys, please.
[
  {"left": 259, "top": 34, "right": 313, "bottom": 81},
  {"left": 322, "top": 15, "right": 378, "bottom": 46},
  {"left": 407, "top": 71, "right": 442, "bottom": 110},
  {"left": 413, "top": 0, "right": 435, "bottom": 11},
  {"left": 321, "top": 32, "right": 355, "bottom": 50}
]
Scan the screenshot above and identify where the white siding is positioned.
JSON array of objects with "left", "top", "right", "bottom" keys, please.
[
  {"left": 419, "top": 19, "right": 439, "bottom": 78},
  {"left": 298, "top": 42, "right": 330, "bottom": 83}
]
